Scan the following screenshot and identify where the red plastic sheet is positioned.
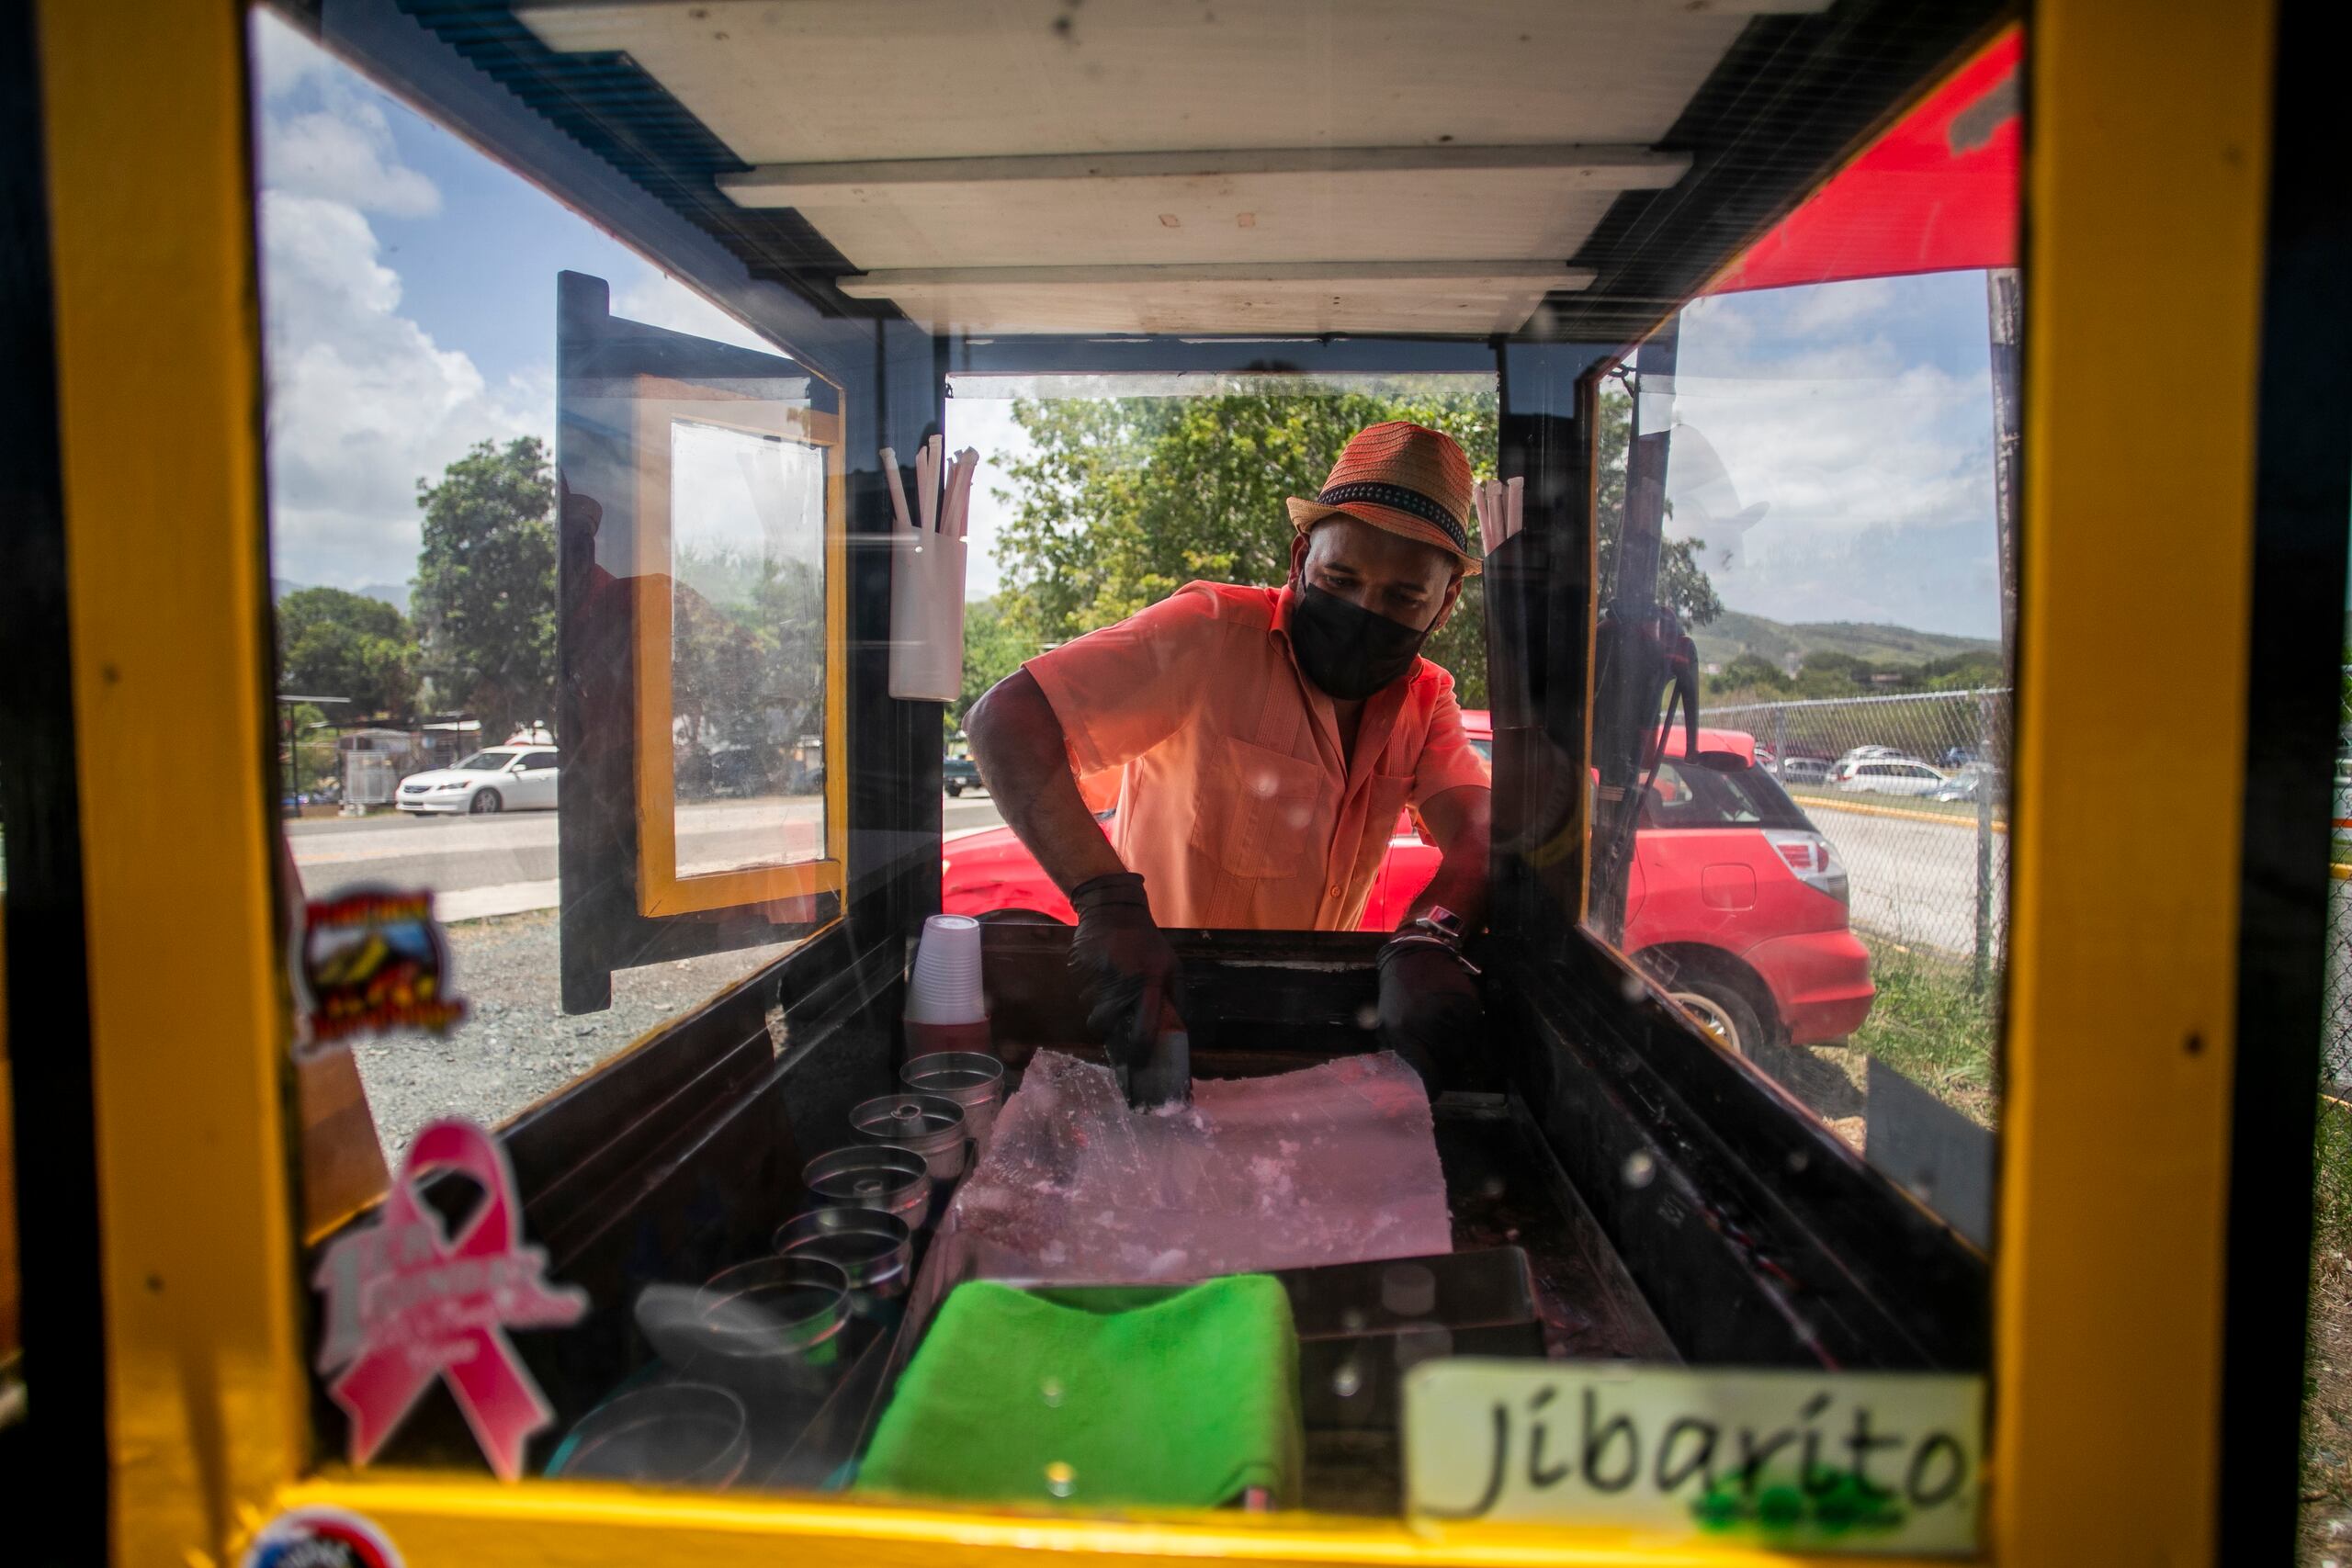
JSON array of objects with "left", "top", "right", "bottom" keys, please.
[{"left": 1706, "top": 28, "right": 2020, "bottom": 295}]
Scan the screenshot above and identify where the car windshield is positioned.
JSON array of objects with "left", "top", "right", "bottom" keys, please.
[
  {"left": 453, "top": 750, "right": 517, "bottom": 771},
  {"left": 1641, "top": 758, "right": 1813, "bottom": 830}
]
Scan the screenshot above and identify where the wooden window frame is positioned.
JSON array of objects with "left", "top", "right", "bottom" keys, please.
[{"left": 625, "top": 376, "right": 850, "bottom": 918}]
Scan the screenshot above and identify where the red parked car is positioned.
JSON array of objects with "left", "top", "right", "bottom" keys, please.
[{"left": 940, "top": 713, "right": 1873, "bottom": 1055}]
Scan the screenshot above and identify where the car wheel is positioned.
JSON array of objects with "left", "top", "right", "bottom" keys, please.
[
  {"left": 470, "top": 788, "right": 503, "bottom": 815},
  {"left": 946, "top": 782, "right": 963, "bottom": 797},
  {"left": 1669, "top": 976, "right": 1769, "bottom": 1057}
]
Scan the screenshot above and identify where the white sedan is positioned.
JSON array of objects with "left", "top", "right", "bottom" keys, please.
[
  {"left": 395, "top": 747, "right": 560, "bottom": 815},
  {"left": 1837, "top": 758, "right": 1951, "bottom": 797}
]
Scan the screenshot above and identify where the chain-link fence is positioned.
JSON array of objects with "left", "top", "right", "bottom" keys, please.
[{"left": 1708, "top": 687, "right": 2011, "bottom": 983}]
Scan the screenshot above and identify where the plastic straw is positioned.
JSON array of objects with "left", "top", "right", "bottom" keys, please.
[
  {"left": 879, "top": 447, "right": 912, "bottom": 532},
  {"left": 949, "top": 447, "right": 979, "bottom": 540},
  {"left": 939, "top": 452, "right": 966, "bottom": 541},
  {"left": 1506, "top": 475, "right": 1524, "bottom": 541},
  {"left": 916, "top": 439, "right": 938, "bottom": 533},
  {"left": 931, "top": 436, "right": 948, "bottom": 531}
]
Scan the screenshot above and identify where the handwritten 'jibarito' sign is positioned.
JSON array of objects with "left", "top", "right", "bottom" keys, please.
[{"left": 1404, "top": 1360, "right": 1983, "bottom": 1553}]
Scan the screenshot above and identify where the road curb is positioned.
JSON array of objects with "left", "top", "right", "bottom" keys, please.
[{"left": 1795, "top": 794, "right": 2009, "bottom": 833}]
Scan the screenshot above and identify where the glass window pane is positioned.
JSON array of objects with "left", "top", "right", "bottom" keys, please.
[
  {"left": 250, "top": 10, "right": 815, "bottom": 1162},
  {"left": 667, "top": 420, "right": 829, "bottom": 876},
  {"left": 1589, "top": 269, "right": 2013, "bottom": 1156},
  {"left": 262, "top": 0, "right": 2012, "bottom": 1537},
  {"left": 939, "top": 372, "right": 1495, "bottom": 934}
]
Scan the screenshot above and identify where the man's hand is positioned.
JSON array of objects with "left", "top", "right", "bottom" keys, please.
[
  {"left": 1375, "top": 936, "right": 1482, "bottom": 1092},
  {"left": 1069, "top": 872, "right": 1186, "bottom": 1100}
]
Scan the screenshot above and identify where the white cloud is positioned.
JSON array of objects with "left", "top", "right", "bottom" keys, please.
[
  {"left": 266, "top": 104, "right": 443, "bottom": 218},
  {"left": 1777, "top": 275, "right": 1903, "bottom": 335},
  {"left": 253, "top": 15, "right": 549, "bottom": 593},
  {"left": 250, "top": 9, "right": 334, "bottom": 101},
  {"left": 258, "top": 188, "right": 546, "bottom": 592},
  {"left": 1658, "top": 279, "right": 2003, "bottom": 636},
  {"left": 944, "top": 396, "right": 1036, "bottom": 602},
  {"left": 254, "top": 17, "right": 440, "bottom": 218}
]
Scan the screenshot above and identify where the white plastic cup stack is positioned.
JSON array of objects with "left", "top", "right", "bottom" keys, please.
[{"left": 905, "top": 914, "right": 986, "bottom": 1026}]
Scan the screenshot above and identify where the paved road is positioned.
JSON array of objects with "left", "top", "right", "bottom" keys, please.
[
  {"left": 1804, "top": 801, "right": 2007, "bottom": 961},
  {"left": 288, "top": 792, "right": 1008, "bottom": 918},
  {"left": 286, "top": 786, "right": 1999, "bottom": 958}
]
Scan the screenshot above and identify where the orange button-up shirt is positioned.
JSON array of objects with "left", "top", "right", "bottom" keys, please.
[{"left": 1024, "top": 581, "right": 1492, "bottom": 931}]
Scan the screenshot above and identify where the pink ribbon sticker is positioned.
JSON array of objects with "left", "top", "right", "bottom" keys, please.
[{"left": 313, "top": 1118, "right": 586, "bottom": 1480}]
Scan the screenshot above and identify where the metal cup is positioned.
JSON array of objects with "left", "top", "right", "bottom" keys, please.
[
  {"left": 774, "top": 1206, "right": 913, "bottom": 1303},
  {"left": 677, "top": 1255, "right": 852, "bottom": 1403},
  {"left": 850, "top": 1090, "right": 967, "bottom": 1182},
  {"left": 800, "top": 1144, "right": 931, "bottom": 1224},
  {"left": 550, "top": 1382, "right": 751, "bottom": 1487},
  {"left": 900, "top": 1051, "right": 1005, "bottom": 1156}
]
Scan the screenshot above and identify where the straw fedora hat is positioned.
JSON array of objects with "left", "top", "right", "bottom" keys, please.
[{"left": 1284, "top": 421, "right": 1480, "bottom": 576}]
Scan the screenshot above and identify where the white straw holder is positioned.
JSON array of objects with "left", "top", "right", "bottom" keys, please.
[{"left": 888, "top": 527, "right": 967, "bottom": 701}]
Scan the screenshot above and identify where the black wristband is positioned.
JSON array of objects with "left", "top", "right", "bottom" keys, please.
[{"left": 1069, "top": 870, "right": 1149, "bottom": 911}]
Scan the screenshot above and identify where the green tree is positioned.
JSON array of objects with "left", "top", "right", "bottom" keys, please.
[
  {"left": 1594, "top": 376, "right": 1724, "bottom": 629},
  {"left": 995, "top": 376, "right": 1720, "bottom": 717},
  {"left": 277, "top": 585, "right": 417, "bottom": 718},
  {"left": 954, "top": 596, "right": 1032, "bottom": 740},
  {"left": 999, "top": 381, "right": 1502, "bottom": 706},
  {"left": 1793, "top": 650, "right": 1874, "bottom": 698},
  {"left": 1709, "top": 651, "right": 1790, "bottom": 697},
  {"left": 413, "top": 437, "right": 557, "bottom": 743},
  {"left": 666, "top": 545, "right": 828, "bottom": 795}
]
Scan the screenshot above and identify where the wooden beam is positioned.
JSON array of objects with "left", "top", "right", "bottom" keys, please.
[
  {"left": 721, "top": 144, "right": 1689, "bottom": 207},
  {"left": 837, "top": 261, "right": 1595, "bottom": 294}
]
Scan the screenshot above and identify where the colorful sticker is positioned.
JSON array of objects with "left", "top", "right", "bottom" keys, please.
[
  {"left": 1403, "top": 1359, "right": 1983, "bottom": 1553},
  {"left": 313, "top": 1118, "right": 586, "bottom": 1480},
  {"left": 240, "top": 1507, "right": 402, "bottom": 1568},
  {"left": 299, "top": 886, "right": 467, "bottom": 1049}
]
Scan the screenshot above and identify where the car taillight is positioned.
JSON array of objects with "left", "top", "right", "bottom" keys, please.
[
  {"left": 1764, "top": 829, "right": 1849, "bottom": 904},
  {"left": 941, "top": 858, "right": 953, "bottom": 877}
]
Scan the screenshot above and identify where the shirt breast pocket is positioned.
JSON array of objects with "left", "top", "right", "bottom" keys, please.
[{"left": 1191, "top": 739, "right": 1326, "bottom": 879}]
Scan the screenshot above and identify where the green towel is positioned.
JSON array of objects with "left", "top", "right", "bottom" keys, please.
[{"left": 857, "top": 1275, "right": 1303, "bottom": 1509}]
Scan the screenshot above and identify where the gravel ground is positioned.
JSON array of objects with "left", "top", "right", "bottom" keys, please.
[{"left": 352, "top": 908, "right": 793, "bottom": 1157}]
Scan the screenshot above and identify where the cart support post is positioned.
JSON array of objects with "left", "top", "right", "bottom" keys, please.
[
  {"left": 37, "top": 0, "right": 309, "bottom": 1559},
  {"left": 1993, "top": 0, "right": 2278, "bottom": 1559}
]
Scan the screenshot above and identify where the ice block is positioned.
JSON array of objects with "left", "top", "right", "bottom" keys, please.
[{"left": 945, "top": 1050, "right": 1452, "bottom": 1283}]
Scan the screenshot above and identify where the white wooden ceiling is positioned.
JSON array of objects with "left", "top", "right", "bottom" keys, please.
[{"left": 518, "top": 0, "right": 1828, "bottom": 335}]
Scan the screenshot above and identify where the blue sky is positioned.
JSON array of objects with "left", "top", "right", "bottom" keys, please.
[
  {"left": 251, "top": 11, "right": 765, "bottom": 593},
  {"left": 253, "top": 11, "right": 2007, "bottom": 641},
  {"left": 1657, "top": 274, "right": 2005, "bottom": 640}
]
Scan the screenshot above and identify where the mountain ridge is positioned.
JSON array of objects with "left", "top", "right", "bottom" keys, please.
[{"left": 1692, "top": 608, "right": 1998, "bottom": 671}]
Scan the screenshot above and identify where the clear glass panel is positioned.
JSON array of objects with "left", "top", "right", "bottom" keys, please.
[
  {"left": 1588, "top": 268, "right": 2013, "bottom": 1191},
  {"left": 2303, "top": 536, "right": 2352, "bottom": 1550},
  {"left": 667, "top": 420, "right": 829, "bottom": 876},
  {"left": 940, "top": 373, "right": 1494, "bottom": 932},
  {"left": 249, "top": 10, "right": 813, "bottom": 1160},
  {"left": 263, "top": 0, "right": 2009, "bottom": 1536}
]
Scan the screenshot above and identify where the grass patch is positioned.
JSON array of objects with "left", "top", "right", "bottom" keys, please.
[
  {"left": 1786, "top": 784, "right": 1997, "bottom": 826},
  {"left": 2303, "top": 1097, "right": 2352, "bottom": 1558},
  {"left": 1848, "top": 942, "right": 1999, "bottom": 1128}
]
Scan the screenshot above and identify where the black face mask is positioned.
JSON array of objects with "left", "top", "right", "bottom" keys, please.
[{"left": 1287, "top": 580, "right": 1432, "bottom": 701}]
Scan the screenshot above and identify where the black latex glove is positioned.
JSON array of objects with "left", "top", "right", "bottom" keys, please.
[
  {"left": 1069, "top": 872, "right": 1187, "bottom": 1098},
  {"left": 1376, "top": 936, "right": 1483, "bottom": 1093}
]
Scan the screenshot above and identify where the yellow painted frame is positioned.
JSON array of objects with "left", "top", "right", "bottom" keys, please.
[
  {"left": 627, "top": 375, "right": 850, "bottom": 917},
  {"left": 36, "top": 0, "right": 2277, "bottom": 1563}
]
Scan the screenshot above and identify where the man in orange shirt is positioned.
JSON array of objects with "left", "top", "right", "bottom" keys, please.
[{"left": 967, "top": 422, "right": 1492, "bottom": 1100}]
